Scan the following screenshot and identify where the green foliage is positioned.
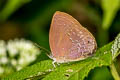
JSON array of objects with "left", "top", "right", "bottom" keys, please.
[
  {"left": 2, "top": 33, "right": 120, "bottom": 80},
  {"left": 101, "top": 0, "right": 120, "bottom": 30},
  {"left": 2, "top": 60, "right": 54, "bottom": 80},
  {"left": 111, "top": 33, "right": 120, "bottom": 60},
  {"left": 0, "top": 0, "right": 31, "bottom": 22},
  {"left": 86, "top": 67, "right": 114, "bottom": 80}
]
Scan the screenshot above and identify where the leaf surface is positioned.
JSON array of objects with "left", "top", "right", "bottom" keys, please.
[{"left": 3, "top": 33, "right": 120, "bottom": 80}]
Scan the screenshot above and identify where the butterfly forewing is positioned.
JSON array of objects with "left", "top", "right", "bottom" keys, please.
[{"left": 49, "top": 11, "right": 97, "bottom": 63}]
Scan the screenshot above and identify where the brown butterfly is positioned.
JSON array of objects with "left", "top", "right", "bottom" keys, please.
[{"left": 49, "top": 11, "right": 97, "bottom": 65}]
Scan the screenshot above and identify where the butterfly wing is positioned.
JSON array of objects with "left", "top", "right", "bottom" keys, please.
[{"left": 49, "top": 11, "right": 97, "bottom": 63}]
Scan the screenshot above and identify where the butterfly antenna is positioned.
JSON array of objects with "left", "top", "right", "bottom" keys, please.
[{"left": 34, "top": 43, "right": 51, "bottom": 56}]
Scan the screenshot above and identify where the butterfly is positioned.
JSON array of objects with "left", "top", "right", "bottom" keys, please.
[{"left": 49, "top": 11, "right": 97, "bottom": 65}]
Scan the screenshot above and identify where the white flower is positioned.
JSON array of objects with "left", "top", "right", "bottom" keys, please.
[
  {"left": 7, "top": 40, "right": 18, "bottom": 57},
  {"left": 0, "top": 57, "right": 8, "bottom": 64},
  {"left": 0, "top": 38, "right": 41, "bottom": 75},
  {"left": 0, "top": 40, "right": 6, "bottom": 56},
  {"left": 11, "top": 59, "right": 17, "bottom": 66},
  {"left": 18, "top": 57, "right": 25, "bottom": 65},
  {"left": 7, "top": 39, "right": 40, "bottom": 71},
  {"left": 16, "top": 66, "right": 22, "bottom": 71}
]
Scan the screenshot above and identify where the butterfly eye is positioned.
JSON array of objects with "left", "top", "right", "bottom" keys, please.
[{"left": 88, "top": 41, "right": 90, "bottom": 43}]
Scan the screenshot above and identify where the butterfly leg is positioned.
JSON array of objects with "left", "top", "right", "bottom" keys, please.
[
  {"left": 52, "top": 60, "right": 56, "bottom": 67},
  {"left": 57, "top": 62, "right": 60, "bottom": 65}
]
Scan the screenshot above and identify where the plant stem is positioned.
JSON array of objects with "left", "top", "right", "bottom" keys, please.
[{"left": 110, "top": 63, "right": 120, "bottom": 80}]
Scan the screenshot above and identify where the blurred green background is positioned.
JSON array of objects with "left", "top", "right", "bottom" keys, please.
[{"left": 0, "top": 0, "right": 120, "bottom": 79}]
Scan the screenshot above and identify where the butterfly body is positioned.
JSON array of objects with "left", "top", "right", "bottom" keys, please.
[{"left": 49, "top": 11, "right": 97, "bottom": 63}]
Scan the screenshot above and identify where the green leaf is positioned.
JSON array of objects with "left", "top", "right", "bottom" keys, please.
[
  {"left": 0, "top": 0, "right": 31, "bottom": 22},
  {"left": 111, "top": 33, "right": 120, "bottom": 60},
  {"left": 101, "top": 0, "right": 120, "bottom": 30},
  {"left": 42, "top": 43, "right": 112, "bottom": 80},
  {"left": 2, "top": 60, "right": 54, "bottom": 80},
  {"left": 3, "top": 33, "right": 120, "bottom": 80}
]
